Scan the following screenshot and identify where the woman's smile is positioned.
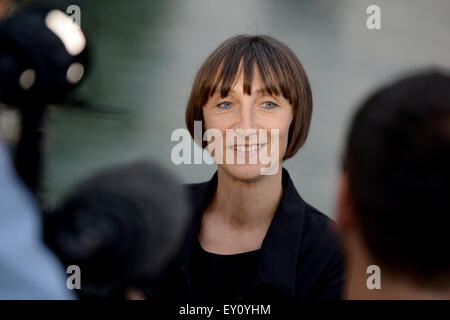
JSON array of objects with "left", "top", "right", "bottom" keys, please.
[{"left": 228, "top": 143, "right": 267, "bottom": 160}]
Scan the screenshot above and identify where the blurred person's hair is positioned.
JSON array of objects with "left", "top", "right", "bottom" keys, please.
[
  {"left": 342, "top": 70, "right": 450, "bottom": 287},
  {"left": 186, "top": 34, "right": 312, "bottom": 159},
  {"left": 44, "top": 161, "right": 191, "bottom": 299}
]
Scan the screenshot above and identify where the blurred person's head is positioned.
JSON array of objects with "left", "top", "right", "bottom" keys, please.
[
  {"left": 44, "top": 161, "right": 191, "bottom": 299},
  {"left": 337, "top": 70, "right": 450, "bottom": 299},
  {"left": 186, "top": 34, "right": 312, "bottom": 180}
]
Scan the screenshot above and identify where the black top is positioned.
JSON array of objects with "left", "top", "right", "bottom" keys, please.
[
  {"left": 159, "top": 168, "right": 345, "bottom": 302},
  {"left": 191, "top": 240, "right": 261, "bottom": 301}
]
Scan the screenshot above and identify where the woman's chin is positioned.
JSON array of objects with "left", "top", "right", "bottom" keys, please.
[{"left": 219, "top": 163, "right": 264, "bottom": 182}]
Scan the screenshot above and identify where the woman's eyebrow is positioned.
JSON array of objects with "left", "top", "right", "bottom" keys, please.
[{"left": 213, "top": 87, "right": 274, "bottom": 98}]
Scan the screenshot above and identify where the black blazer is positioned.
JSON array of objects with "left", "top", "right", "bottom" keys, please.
[{"left": 159, "top": 168, "right": 344, "bottom": 301}]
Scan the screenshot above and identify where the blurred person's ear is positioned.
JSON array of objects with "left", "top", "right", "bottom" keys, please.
[
  {"left": 125, "top": 288, "right": 147, "bottom": 300},
  {"left": 336, "top": 172, "right": 357, "bottom": 232},
  {"left": 0, "top": 0, "right": 11, "bottom": 20}
]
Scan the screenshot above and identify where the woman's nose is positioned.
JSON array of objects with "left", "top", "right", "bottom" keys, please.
[{"left": 235, "top": 104, "right": 256, "bottom": 132}]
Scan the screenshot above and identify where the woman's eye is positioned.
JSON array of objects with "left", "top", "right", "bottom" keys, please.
[
  {"left": 262, "top": 101, "right": 279, "bottom": 110},
  {"left": 217, "top": 101, "right": 233, "bottom": 109}
]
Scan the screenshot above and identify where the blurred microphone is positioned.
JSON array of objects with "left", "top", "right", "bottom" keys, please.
[
  {"left": 0, "top": 4, "right": 89, "bottom": 195},
  {"left": 0, "top": 5, "right": 88, "bottom": 105}
]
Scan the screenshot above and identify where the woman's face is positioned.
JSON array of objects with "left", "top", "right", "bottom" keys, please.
[{"left": 203, "top": 71, "right": 293, "bottom": 181}]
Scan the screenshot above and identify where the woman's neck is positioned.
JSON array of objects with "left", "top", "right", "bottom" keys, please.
[{"left": 209, "top": 166, "right": 284, "bottom": 229}]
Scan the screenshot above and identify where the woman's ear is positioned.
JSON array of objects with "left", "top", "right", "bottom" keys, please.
[{"left": 336, "top": 172, "right": 357, "bottom": 232}]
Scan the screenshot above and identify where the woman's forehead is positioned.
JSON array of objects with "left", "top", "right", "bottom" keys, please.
[
  {"left": 211, "top": 65, "right": 280, "bottom": 98},
  {"left": 228, "top": 72, "right": 268, "bottom": 94}
]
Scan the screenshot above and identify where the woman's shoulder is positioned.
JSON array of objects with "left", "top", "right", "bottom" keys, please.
[
  {"left": 294, "top": 201, "right": 344, "bottom": 299},
  {"left": 303, "top": 201, "right": 337, "bottom": 231},
  {"left": 282, "top": 168, "right": 337, "bottom": 237},
  {"left": 184, "top": 181, "right": 208, "bottom": 191},
  {"left": 298, "top": 199, "right": 340, "bottom": 251},
  {"left": 183, "top": 181, "right": 211, "bottom": 205},
  {"left": 183, "top": 172, "right": 219, "bottom": 207}
]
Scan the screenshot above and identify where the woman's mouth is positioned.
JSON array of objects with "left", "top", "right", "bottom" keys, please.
[
  {"left": 228, "top": 143, "right": 268, "bottom": 160},
  {"left": 234, "top": 144, "right": 265, "bottom": 152}
]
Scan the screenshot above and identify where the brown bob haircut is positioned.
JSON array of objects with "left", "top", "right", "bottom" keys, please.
[{"left": 186, "top": 34, "right": 313, "bottom": 159}]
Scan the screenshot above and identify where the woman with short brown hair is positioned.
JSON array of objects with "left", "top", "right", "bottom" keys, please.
[{"left": 163, "top": 34, "right": 343, "bottom": 301}]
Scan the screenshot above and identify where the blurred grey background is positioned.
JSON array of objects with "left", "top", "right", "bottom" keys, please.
[{"left": 44, "top": 0, "right": 450, "bottom": 218}]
